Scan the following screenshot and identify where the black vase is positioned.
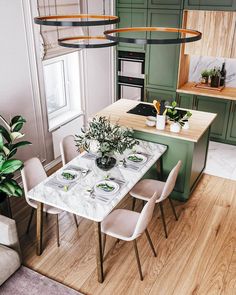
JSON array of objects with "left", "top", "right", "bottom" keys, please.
[
  {"left": 210, "top": 76, "right": 220, "bottom": 88},
  {"left": 96, "top": 156, "right": 116, "bottom": 171}
]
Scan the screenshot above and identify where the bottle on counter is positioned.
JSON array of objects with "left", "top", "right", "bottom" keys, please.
[{"left": 220, "top": 62, "right": 226, "bottom": 86}]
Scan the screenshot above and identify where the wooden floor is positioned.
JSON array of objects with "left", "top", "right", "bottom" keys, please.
[{"left": 10, "top": 173, "right": 236, "bottom": 295}]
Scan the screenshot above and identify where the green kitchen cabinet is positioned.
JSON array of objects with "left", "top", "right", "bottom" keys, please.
[
  {"left": 177, "top": 93, "right": 194, "bottom": 109},
  {"left": 116, "top": 0, "right": 148, "bottom": 8},
  {"left": 134, "top": 127, "right": 210, "bottom": 201},
  {"left": 145, "top": 9, "right": 181, "bottom": 91},
  {"left": 146, "top": 88, "right": 176, "bottom": 104},
  {"left": 148, "top": 0, "right": 183, "bottom": 9},
  {"left": 184, "top": 0, "right": 236, "bottom": 11},
  {"left": 226, "top": 101, "right": 236, "bottom": 144},
  {"left": 195, "top": 95, "right": 231, "bottom": 141},
  {"left": 117, "top": 8, "right": 147, "bottom": 52}
]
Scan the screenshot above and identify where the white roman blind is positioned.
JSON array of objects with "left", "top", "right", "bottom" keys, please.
[{"left": 37, "top": 0, "right": 84, "bottom": 60}]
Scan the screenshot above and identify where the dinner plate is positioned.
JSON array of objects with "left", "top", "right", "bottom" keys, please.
[
  {"left": 94, "top": 180, "right": 119, "bottom": 196},
  {"left": 126, "top": 153, "right": 147, "bottom": 165},
  {"left": 57, "top": 169, "right": 80, "bottom": 183}
]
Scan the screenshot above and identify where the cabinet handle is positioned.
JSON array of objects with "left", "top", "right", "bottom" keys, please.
[{"left": 193, "top": 96, "right": 197, "bottom": 110}]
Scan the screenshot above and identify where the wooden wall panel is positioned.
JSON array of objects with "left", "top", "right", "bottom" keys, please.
[{"left": 185, "top": 11, "right": 236, "bottom": 58}]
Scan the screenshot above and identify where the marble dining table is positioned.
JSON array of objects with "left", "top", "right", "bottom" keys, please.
[{"left": 27, "top": 139, "right": 167, "bottom": 283}]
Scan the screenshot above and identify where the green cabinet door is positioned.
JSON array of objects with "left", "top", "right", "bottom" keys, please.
[
  {"left": 148, "top": 0, "right": 183, "bottom": 9},
  {"left": 226, "top": 101, "right": 236, "bottom": 144},
  {"left": 117, "top": 8, "right": 147, "bottom": 52},
  {"left": 177, "top": 93, "right": 194, "bottom": 109},
  {"left": 117, "top": 0, "right": 148, "bottom": 8},
  {"left": 195, "top": 95, "right": 231, "bottom": 141},
  {"left": 146, "top": 88, "right": 176, "bottom": 104},
  {"left": 184, "top": 0, "right": 236, "bottom": 11},
  {"left": 145, "top": 9, "right": 181, "bottom": 91}
]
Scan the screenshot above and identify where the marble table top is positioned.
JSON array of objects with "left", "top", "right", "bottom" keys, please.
[{"left": 28, "top": 140, "right": 167, "bottom": 222}]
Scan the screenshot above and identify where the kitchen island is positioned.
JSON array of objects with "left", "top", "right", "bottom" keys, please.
[{"left": 97, "top": 99, "right": 216, "bottom": 201}]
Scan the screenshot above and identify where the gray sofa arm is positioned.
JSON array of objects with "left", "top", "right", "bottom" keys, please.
[{"left": 0, "top": 215, "right": 21, "bottom": 258}]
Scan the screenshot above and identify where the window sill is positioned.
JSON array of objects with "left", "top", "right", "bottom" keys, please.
[{"left": 48, "top": 110, "right": 84, "bottom": 132}]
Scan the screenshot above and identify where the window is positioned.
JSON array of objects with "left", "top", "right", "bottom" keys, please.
[
  {"left": 44, "top": 59, "right": 69, "bottom": 116},
  {"left": 43, "top": 52, "right": 83, "bottom": 130}
]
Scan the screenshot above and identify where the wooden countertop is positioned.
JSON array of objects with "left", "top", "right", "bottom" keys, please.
[
  {"left": 177, "top": 82, "right": 236, "bottom": 101},
  {"left": 96, "top": 99, "right": 216, "bottom": 143}
]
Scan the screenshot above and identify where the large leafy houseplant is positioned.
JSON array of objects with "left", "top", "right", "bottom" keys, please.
[
  {"left": 0, "top": 115, "right": 31, "bottom": 200},
  {"left": 75, "top": 116, "right": 138, "bottom": 170}
]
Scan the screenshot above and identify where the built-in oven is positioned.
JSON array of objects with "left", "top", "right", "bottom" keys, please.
[{"left": 117, "top": 51, "right": 145, "bottom": 101}]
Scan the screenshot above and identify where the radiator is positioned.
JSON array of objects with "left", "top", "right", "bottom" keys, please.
[{"left": 52, "top": 115, "right": 84, "bottom": 159}]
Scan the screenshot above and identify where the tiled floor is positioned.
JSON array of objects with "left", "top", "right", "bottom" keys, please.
[{"left": 205, "top": 141, "right": 236, "bottom": 180}]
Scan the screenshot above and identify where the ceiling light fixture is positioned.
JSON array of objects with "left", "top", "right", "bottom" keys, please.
[
  {"left": 58, "top": 36, "right": 118, "bottom": 49},
  {"left": 34, "top": 14, "right": 119, "bottom": 27},
  {"left": 104, "top": 27, "right": 202, "bottom": 45}
]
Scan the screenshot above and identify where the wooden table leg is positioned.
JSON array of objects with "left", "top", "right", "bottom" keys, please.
[
  {"left": 157, "top": 156, "right": 164, "bottom": 181},
  {"left": 36, "top": 202, "right": 43, "bottom": 256},
  {"left": 94, "top": 221, "right": 104, "bottom": 283}
]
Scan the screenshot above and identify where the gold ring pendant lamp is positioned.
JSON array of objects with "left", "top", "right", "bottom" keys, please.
[
  {"left": 34, "top": 14, "right": 119, "bottom": 48},
  {"left": 34, "top": 12, "right": 202, "bottom": 48}
]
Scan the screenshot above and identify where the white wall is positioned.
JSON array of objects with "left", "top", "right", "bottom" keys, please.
[
  {"left": 82, "top": 0, "right": 116, "bottom": 117},
  {"left": 0, "top": 0, "right": 54, "bottom": 164},
  {"left": 0, "top": 0, "right": 116, "bottom": 165}
]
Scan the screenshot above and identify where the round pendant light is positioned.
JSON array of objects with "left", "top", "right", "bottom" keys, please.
[
  {"left": 58, "top": 36, "right": 118, "bottom": 49},
  {"left": 34, "top": 14, "right": 119, "bottom": 27},
  {"left": 104, "top": 27, "right": 202, "bottom": 45}
]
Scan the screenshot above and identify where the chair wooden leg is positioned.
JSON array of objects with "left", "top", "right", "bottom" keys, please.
[
  {"left": 168, "top": 197, "right": 178, "bottom": 221},
  {"left": 159, "top": 202, "right": 168, "bottom": 239},
  {"left": 133, "top": 240, "right": 143, "bottom": 281},
  {"left": 132, "top": 197, "right": 136, "bottom": 211},
  {"left": 145, "top": 229, "right": 157, "bottom": 257},
  {"left": 102, "top": 234, "right": 106, "bottom": 258},
  {"left": 56, "top": 214, "right": 60, "bottom": 247},
  {"left": 26, "top": 208, "right": 35, "bottom": 234},
  {"left": 73, "top": 214, "right": 79, "bottom": 228}
]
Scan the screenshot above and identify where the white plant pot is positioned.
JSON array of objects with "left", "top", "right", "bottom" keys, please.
[
  {"left": 156, "top": 115, "right": 166, "bottom": 130},
  {"left": 182, "top": 121, "right": 189, "bottom": 130},
  {"left": 170, "top": 122, "right": 181, "bottom": 133}
]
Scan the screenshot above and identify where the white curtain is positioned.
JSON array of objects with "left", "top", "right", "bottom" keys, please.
[{"left": 37, "top": 0, "right": 84, "bottom": 60}]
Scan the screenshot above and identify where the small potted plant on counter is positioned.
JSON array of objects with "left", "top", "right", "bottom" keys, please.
[
  {"left": 75, "top": 116, "right": 138, "bottom": 171},
  {"left": 209, "top": 67, "right": 220, "bottom": 88},
  {"left": 200, "top": 69, "right": 210, "bottom": 84},
  {"left": 0, "top": 115, "right": 31, "bottom": 217},
  {"left": 165, "top": 101, "right": 192, "bottom": 133}
]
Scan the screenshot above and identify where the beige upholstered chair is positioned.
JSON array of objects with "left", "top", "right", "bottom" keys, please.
[
  {"left": 101, "top": 192, "right": 158, "bottom": 281},
  {"left": 130, "top": 161, "right": 182, "bottom": 238},
  {"left": 60, "top": 135, "right": 79, "bottom": 228},
  {"left": 21, "top": 157, "right": 78, "bottom": 246},
  {"left": 60, "top": 135, "right": 78, "bottom": 166},
  {"left": 0, "top": 215, "right": 21, "bottom": 285}
]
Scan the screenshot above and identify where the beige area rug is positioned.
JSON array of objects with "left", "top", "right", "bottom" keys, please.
[{"left": 0, "top": 266, "right": 83, "bottom": 295}]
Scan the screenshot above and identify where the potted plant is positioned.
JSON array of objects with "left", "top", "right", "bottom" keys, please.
[
  {"left": 200, "top": 69, "right": 210, "bottom": 84},
  {"left": 75, "top": 116, "right": 138, "bottom": 171},
  {"left": 209, "top": 67, "right": 220, "bottom": 88},
  {"left": 179, "top": 111, "right": 192, "bottom": 130},
  {"left": 0, "top": 115, "right": 31, "bottom": 216},
  {"left": 165, "top": 101, "right": 192, "bottom": 133}
]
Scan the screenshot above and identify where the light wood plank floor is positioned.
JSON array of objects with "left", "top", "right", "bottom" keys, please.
[{"left": 10, "top": 173, "right": 236, "bottom": 295}]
